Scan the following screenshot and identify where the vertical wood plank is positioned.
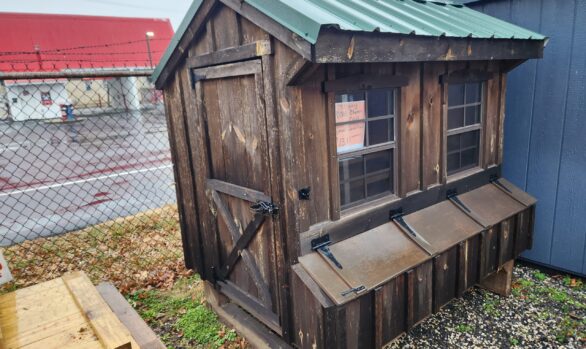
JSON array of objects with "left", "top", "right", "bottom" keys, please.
[
  {"left": 179, "top": 66, "right": 218, "bottom": 280},
  {"left": 399, "top": 63, "right": 422, "bottom": 196},
  {"left": 480, "top": 227, "right": 499, "bottom": 278},
  {"left": 433, "top": 247, "right": 458, "bottom": 312},
  {"left": 407, "top": 261, "right": 433, "bottom": 329},
  {"left": 484, "top": 61, "right": 500, "bottom": 168},
  {"left": 164, "top": 70, "right": 204, "bottom": 274},
  {"left": 422, "top": 62, "right": 445, "bottom": 189},
  {"left": 300, "top": 65, "right": 331, "bottom": 225},
  {"left": 499, "top": 217, "right": 515, "bottom": 265},
  {"left": 261, "top": 51, "right": 291, "bottom": 341},
  {"left": 375, "top": 275, "right": 406, "bottom": 348},
  {"left": 326, "top": 65, "right": 341, "bottom": 220}
]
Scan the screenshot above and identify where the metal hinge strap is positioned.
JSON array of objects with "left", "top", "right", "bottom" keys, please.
[{"left": 311, "top": 234, "right": 343, "bottom": 269}]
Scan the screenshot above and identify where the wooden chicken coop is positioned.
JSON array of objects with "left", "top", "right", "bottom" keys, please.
[{"left": 153, "top": 0, "right": 547, "bottom": 347}]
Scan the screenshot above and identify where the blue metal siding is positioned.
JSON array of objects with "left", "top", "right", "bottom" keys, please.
[{"left": 473, "top": 0, "right": 586, "bottom": 275}]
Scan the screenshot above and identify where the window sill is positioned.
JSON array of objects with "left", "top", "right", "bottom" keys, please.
[
  {"left": 341, "top": 193, "right": 400, "bottom": 219},
  {"left": 447, "top": 167, "right": 484, "bottom": 184}
]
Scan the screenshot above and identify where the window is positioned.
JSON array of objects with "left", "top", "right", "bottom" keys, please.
[
  {"left": 446, "top": 82, "right": 482, "bottom": 176},
  {"left": 336, "top": 88, "right": 396, "bottom": 208}
]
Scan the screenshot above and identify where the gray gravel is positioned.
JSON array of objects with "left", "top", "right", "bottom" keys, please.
[{"left": 388, "top": 263, "right": 585, "bottom": 349}]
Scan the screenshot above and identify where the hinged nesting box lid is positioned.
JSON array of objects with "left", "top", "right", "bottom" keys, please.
[
  {"left": 402, "top": 200, "right": 484, "bottom": 254},
  {"left": 299, "top": 222, "right": 430, "bottom": 305},
  {"left": 453, "top": 181, "right": 533, "bottom": 227}
]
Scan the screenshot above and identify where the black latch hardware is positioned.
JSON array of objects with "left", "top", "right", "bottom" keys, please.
[
  {"left": 311, "top": 234, "right": 343, "bottom": 269},
  {"left": 250, "top": 201, "right": 279, "bottom": 217},
  {"left": 298, "top": 187, "right": 311, "bottom": 200},
  {"left": 490, "top": 175, "right": 513, "bottom": 194},
  {"left": 340, "top": 285, "right": 366, "bottom": 297},
  {"left": 447, "top": 189, "right": 471, "bottom": 213}
]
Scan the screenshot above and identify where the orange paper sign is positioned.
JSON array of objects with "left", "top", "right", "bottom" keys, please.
[{"left": 335, "top": 101, "right": 366, "bottom": 153}]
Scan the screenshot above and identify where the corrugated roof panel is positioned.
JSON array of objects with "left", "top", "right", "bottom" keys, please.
[
  {"left": 153, "top": 0, "right": 546, "bottom": 84},
  {"left": 245, "top": 0, "right": 546, "bottom": 43}
]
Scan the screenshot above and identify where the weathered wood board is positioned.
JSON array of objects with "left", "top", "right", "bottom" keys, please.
[{"left": 0, "top": 272, "right": 160, "bottom": 349}]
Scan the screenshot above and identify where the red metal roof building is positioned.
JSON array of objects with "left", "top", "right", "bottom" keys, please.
[{"left": 0, "top": 13, "right": 174, "bottom": 72}]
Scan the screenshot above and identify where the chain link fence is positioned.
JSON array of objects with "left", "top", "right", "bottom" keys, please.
[{"left": 0, "top": 69, "right": 186, "bottom": 294}]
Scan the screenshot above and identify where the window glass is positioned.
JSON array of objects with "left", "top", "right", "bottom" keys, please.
[
  {"left": 446, "top": 82, "right": 483, "bottom": 175},
  {"left": 336, "top": 88, "right": 396, "bottom": 208},
  {"left": 447, "top": 130, "right": 480, "bottom": 175}
]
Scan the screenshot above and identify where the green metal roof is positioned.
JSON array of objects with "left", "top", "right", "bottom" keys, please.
[{"left": 153, "top": 0, "right": 546, "bottom": 84}]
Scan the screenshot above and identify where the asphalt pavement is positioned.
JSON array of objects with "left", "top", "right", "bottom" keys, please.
[{"left": 0, "top": 107, "right": 176, "bottom": 246}]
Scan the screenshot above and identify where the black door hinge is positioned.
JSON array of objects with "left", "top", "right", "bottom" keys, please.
[
  {"left": 250, "top": 201, "right": 279, "bottom": 217},
  {"left": 311, "top": 234, "right": 343, "bottom": 269},
  {"left": 390, "top": 208, "right": 418, "bottom": 239}
]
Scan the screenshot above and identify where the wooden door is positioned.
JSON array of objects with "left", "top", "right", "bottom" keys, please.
[{"left": 193, "top": 60, "right": 282, "bottom": 334}]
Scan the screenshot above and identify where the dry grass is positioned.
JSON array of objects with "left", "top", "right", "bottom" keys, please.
[{"left": 1, "top": 204, "right": 189, "bottom": 294}]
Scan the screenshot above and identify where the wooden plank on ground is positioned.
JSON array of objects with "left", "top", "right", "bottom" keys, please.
[
  {"left": 96, "top": 283, "right": 165, "bottom": 349},
  {"left": 63, "top": 272, "right": 135, "bottom": 349}
]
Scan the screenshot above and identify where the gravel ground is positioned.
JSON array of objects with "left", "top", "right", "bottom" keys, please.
[{"left": 389, "top": 263, "right": 585, "bottom": 349}]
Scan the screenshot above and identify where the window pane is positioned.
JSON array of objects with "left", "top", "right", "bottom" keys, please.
[
  {"left": 448, "top": 84, "right": 465, "bottom": 106},
  {"left": 365, "top": 150, "right": 392, "bottom": 174},
  {"left": 461, "top": 148, "right": 478, "bottom": 169},
  {"left": 367, "top": 89, "right": 393, "bottom": 117},
  {"left": 448, "top": 108, "right": 465, "bottom": 130},
  {"left": 368, "top": 119, "right": 389, "bottom": 145},
  {"left": 389, "top": 117, "right": 395, "bottom": 142},
  {"left": 367, "top": 174, "right": 391, "bottom": 197},
  {"left": 447, "top": 134, "right": 460, "bottom": 154},
  {"left": 336, "top": 123, "right": 366, "bottom": 153},
  {"left": 447, "top": 153, "right": 460, "bottom": 175},
  {"left": 466, "top": 83, "right": 481, "bottom": 104},
  {"left": 340, "top": 183, "right": 347, "bottom": 206},
  {"left": 349, "top": 179, "right": 365, "bottom": 203},
  {"left": 339, "top": 156, "right": 364, "bottom": 182},
  {"left": 465, "top": 105, "right": 481, "bottom": 126},
  {"left": 461, "top": 130, "right": 479, "bottom": 149}
]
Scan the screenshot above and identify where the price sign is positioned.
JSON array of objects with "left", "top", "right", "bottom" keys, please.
[{"left": 335, "top": 101, "right": 366, "bottom": 153}]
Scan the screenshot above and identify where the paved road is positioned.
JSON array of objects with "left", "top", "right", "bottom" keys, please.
[{"left": 0, "top": 107, "right": 176, "bottom": 246}]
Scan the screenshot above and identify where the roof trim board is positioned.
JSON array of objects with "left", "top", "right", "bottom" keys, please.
[{"left": 153, "top": 0, "right": 547, "bottom": 87}]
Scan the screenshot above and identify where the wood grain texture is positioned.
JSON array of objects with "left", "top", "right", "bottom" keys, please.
[
  {"left": 422, "top": 62, "right": 446, "bottom": 189},
  {"left": 96, "top": 283, "right": 165, "bottom": 349},
  {"left": 484, "top": 61, "right": 501, "bottom": 168},
  {"left": 433, "top": 247, "right": 458, "bottom": 312},
  {"left": 374, "top": 275, "right": 406, "bottom": 348},
  {"left": 399, "top": 63, "right": 422, "bottom": 196},
  {"left": 63, "top": 272, "right": 134, "bottom": 349}
]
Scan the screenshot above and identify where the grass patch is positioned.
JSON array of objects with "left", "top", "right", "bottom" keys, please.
[
  {"left": 455, "top": 323, "right": 473, "bottom": 333},
  {"left": 128, "top": 275, "right": 245, "bottom": 349},
  {"left": 1, "top": 205, "right": 186, "bottom": 295}
]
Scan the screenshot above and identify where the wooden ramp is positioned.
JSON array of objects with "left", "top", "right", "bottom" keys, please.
[{"left": 0, "top": 272, "right": 164, "bottom": 349}]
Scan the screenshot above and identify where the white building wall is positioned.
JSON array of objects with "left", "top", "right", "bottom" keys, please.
[
  {"left": 6, "top": 82, "right": 69, "bottom": 121},
  {"left": 107, "top": 77, "right": 141, "bottom": 111}
]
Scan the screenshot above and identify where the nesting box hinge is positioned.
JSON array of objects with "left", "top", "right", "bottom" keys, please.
[
  {"left": 311, "top": 234, "right": 343, "bottom": 269},
  {"left": 390, "top": 208, "right": 435, "bottom": 255},
  {"left": 447, "top": 189, "right": 472, "bottom": 213},
  {"left": 490, "top": 175, "right": 513, "bottom": 194},
  {"left": 250, "top": 201, "right": 280, "bottom": 217},
  {"left": 340, "top": 285, "right": 366, "bottom": 297},
  {"left": 298, "top": 187, "right": 311, "bottom": 200}
]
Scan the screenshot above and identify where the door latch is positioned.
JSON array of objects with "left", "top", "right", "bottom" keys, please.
[{"left": 250, "top": 201, "right": 279, "bottom": 217}]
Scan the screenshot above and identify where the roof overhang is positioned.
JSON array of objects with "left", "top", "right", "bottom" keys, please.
[
  {"left": 314, "top": 28, "right": 546, "bottom": 64},
  {"left": 153, "top": 0, "right": 547, "bottom": 89}
]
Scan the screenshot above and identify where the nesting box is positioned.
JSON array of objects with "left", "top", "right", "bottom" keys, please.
[{"left": 153, "top": 1, "right": 546, "bottom": 347}]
